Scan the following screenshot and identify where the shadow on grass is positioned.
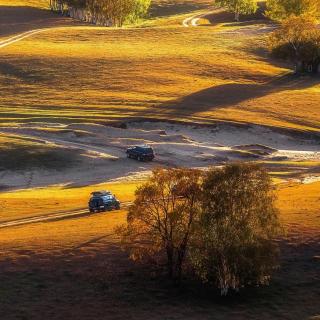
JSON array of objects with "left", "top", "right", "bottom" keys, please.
[
  {"left": 0, "top": 61, "right": 49, "bottom": 82},
  {"left": 149, "top": 0, "right": 212, "bottom": 18},
  {"left": 135, "top": 74, "right": 319, "bottom": 121},
  {"left": 204, "top": 1, "right": 268, "bottom": 26},
  {"left": 0, "top": 236, "right": 319, "bottom": 320},
  {"left": 0, "top": 144, "right": 82, "bottom": 171},
  {"left": 0, "top": 6, "right": 82, "bottom": 37}
]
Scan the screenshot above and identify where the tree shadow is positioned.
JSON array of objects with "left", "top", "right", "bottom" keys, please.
[
  {"left": 0, "top": 61, "right": 48, "bottom": 82},
  {"left": 1, "top": 232, "right": 319, "bottom": 320},
  {"left": 0, "top": 6, "right": 81, "bottom": 38},
  {"left": 203, "top": 1, "right": 269, "bottom": 26},
  {"left": 149, "top": 0, "right": 211, "bottom": 19},
  {"left": 137, "top": 74, "right": 319, "bottom": 120}
]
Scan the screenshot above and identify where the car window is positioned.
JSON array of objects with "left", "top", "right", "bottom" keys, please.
[
  {"left": 103, "top": 195, "right": 113, "bottom": 200},
  {"left": 135, "top": 147, "right": 152, "bottom": 153}
]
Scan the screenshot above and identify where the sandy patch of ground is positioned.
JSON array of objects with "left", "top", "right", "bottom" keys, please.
[{"left": 0, "top": 121, "right": 319, "bottom": 190}]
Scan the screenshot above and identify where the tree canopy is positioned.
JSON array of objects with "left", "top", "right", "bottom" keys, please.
[
  {"left": 266, "top": 0, "right": 320, "bottom": 21},
  {"left": 214, "top": 0, "right": 258, "bottom": 21},
  {"left": 269, "top": 15, "right": 320, "bottom": 73},
  {"left": 50, "top": 0, "right": 151, "bottom": 26},
  {"left": 191, "top": 164, "right": 281, "bottom": 295},
  {"left": 118, "top": 168, "right": 202, "bottom": 281},
  {"left": 119, "top": 164, "right": 281, "bottom": 295}
]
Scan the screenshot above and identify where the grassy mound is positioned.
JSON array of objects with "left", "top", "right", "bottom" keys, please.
[{"left": 0, "top": 134, "right": 81, "bottom": 171}]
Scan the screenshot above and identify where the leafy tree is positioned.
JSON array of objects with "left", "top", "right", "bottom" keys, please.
[
  {"left": 215, "top": 0, "right": 258, "bottom": 21},
  {"left": 269, "top": 15, "right": 320, "bottom": 73},
  {"left": 118, "top": 168, "right": 202, "bottom": 281},
  {"left": 50, "top": 0, "right": 151, "bottom": 26},
  {"left": 191, "top": 164, "right": 281, "bottom": 295},
  {"left": 266, "top": 0, "right": 320, "bottom": 21}
]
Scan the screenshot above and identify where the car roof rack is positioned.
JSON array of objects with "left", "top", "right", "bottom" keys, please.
[
  {"left": 137, "top": 144, "right": 151, "bottom": 148},
  {"left": 91, "top": 190, "right": 112, "bottom": 196}
]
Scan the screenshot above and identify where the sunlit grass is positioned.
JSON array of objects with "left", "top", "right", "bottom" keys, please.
[
  {"left": 2, "top": 26, "right": 309, "bottom": 129},
  {"left": 0, "top": 209, "right": 127, "bottom": 261},
  {"left": 0, "top": 180, "right": 318, "bottom": 259},
  {"left": 0, "top": 181, "right": 139, "bottom": 222},
  {"left": 262, "top": 161, "right": 320, "bottom": 167},
  {"left": 0, "top": 1, "right": 319, "bottom": 131},
  {"left": 277, "top": 181, "right": 320, "bottom": 231},
  {"left": 0, "top": 0, "right": 48, "bottom": 7}
]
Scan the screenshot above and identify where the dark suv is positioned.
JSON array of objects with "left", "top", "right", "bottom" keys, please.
[
  {"left": 88, "top": 191, "right": 121, "bottom": 213},
  {"left": 126, "top": 145, "right": 155, "bottom": 161}
]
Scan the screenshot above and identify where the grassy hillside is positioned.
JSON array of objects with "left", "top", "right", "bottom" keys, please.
[{"left": 0, "top": 1, "right": 319, "bottom": 132}]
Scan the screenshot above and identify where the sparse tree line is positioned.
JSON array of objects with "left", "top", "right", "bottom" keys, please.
[
  {"left": 49, "top": 0, "right": 151, "bottom": 26},
  {"left": 214, "top": 0, "right": 320, "bottom": 22},
  {"left": 214, "top": 0, "right": 320, "bottom": 74},
  {"left": 267, "top": 0, "right": 320, "bottom": 74},
  {"left": 117, "top": 164, "right": 282, "bottom": 295}
]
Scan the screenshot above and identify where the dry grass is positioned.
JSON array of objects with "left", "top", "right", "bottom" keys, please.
[
  {"left": 0, "top": 133, "right": 83, "bottom": 172},
  {"left": 0, "top": 0, "right": 48, "bottom": 7},
  {"left": 0, "top": 181, "right": 319, "bottom": 320},
  {"left": 261, "top": 160, "right": 320, "bottom": 182},
  {"left": 0, "top": 180, "right": 138, "bottom": 222},
  {"left": 0, "top": 2, "right": 319, "bottom": 132},
  {"left": 0, "top": 2, "right": 319, "bottom": 318},
  {"left": 277, "top": 181, "right": 320, "bottom": 232}
]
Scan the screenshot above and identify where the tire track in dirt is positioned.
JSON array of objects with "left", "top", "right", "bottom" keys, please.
[
  {"left": 0, "top": 201, "right": 133, "bottom": 229},
  {"left": 0, "top": 28, "right": 50, "bottom": 49},
  {"left": 182, "top": 11, "right": 213, "bottom": 27}
]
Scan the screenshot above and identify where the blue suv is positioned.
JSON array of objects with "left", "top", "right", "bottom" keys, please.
[
  {"left": 88, "top": 191, "right": 121, "bottom": 213},
  {"left": 126, "top": 145, "right": 155, "bottom": 161}
]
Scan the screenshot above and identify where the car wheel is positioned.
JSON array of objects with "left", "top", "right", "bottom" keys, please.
[{"left": 138, "top": 156, "right": 143, "bottom": 161}]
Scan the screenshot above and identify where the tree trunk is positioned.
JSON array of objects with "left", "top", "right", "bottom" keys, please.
[
  {"left": 166, "top": 245, "right": 174, "bottom": 278},
  {"left": 294, "top": 60, "right": 304, "bottom": 75},
  {"left": 175, "top": 252, "right": 184, "bottom": 283},
  {"left": 235, "top": 11, "right": 240, "bottom": 22}
]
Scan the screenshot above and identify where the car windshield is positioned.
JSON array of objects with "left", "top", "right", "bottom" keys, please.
[{"left": 91, "top": 191, "right": 111, "bottom": 196}]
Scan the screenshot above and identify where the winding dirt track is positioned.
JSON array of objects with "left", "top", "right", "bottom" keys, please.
[
  {"left": 182, "top": 11, "right": 212, "bottom": 27},
  {"left": 0, "top": 28, "right": 49, "bottom": 49},
  {"left": 0, "top": 7, "right": 214, "bottom": 51}
]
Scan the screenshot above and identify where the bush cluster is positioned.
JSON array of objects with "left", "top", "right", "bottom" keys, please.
[
  {"left": 118, "top": 164, "right": 281, "bottom": 295},
  {"left": 266, "top": 0, "right": 320, "bottom": 73}
]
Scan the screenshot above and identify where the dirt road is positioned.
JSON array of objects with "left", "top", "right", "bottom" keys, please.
[
  {"left": 182, "top": 10, "right": 214, "bottom": 27},
  {"left": 0, "top": 28, "right": 49, "bottom": 48}
]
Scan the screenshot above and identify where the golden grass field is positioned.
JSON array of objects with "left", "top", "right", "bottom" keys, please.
[
  {"left": 0, "top": 0, "right": 48, "bottom": 6},
  {"left": 0, "top": 180, "right": 138, "bottom": 222},
  {"left": 0, "top": 1, "right": 319, "bottom": 319},
  {"left": 0, "top": 181, "right": 319, "bottom": 319},
  {"left": 0, "top": 0, "right": 319, "bottom": 132}
]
